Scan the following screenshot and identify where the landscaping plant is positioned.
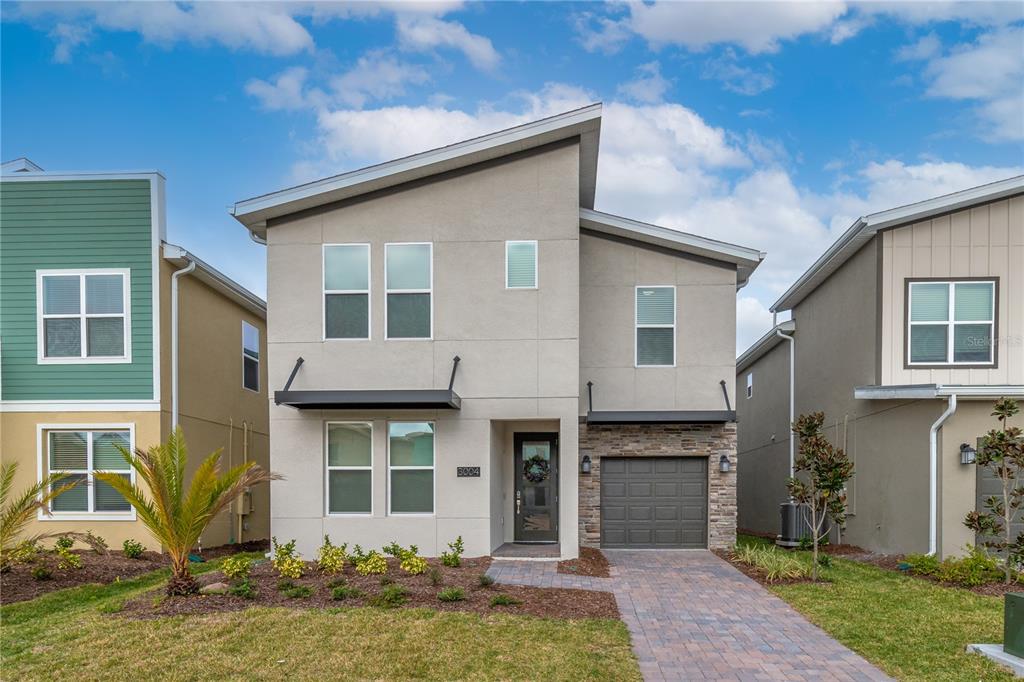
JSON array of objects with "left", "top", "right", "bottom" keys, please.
[
  {"left": 384, "top": 541, "right": 427, "bottom": 575},
  {"left": 228, "top": 580, "right": 256, "bottom": 599},
  {"left": 93, "top": 427, "right": 280, "bottom": 595},
  {"left": 272, "top": 537, "right": 304, "bottom": 579},
  {"left": 489, "top": 594, "right": 521, "bottom": 607},
  {"left": 355, "top": 550, "right": 388, "bottom": 576},
  {"left": 478, "top": 573, "right": 495, "bottom": 587},
  {"left": 0, "top": 461, "right": 80, "bottom": 571},
  {"left": 786, "top": 412, "right": 854, "bottom": 580},
  {"left": 441, "top": 536, "right": 464, "bottom": 567},
  {"left": 964, "top": 397, "right": 1024, "bottom": 584},
  {"left": 31, "top": 565, "right": 52, "bottom": 581},
  {"left": 56, "top": 545, "right": 82, "bottom": 570},
  {"left": 427, "top": 566, "right": 442, "bottom": 586},
  {"left": 732, "top": 543, "right": 810, "bottom": 583},
  {"left": 221, "top": 555, "right": 253, "bottom": 582},
  {"left": 122, "top": 539, "right": 144, "bottom": 560},
  {"left": 437, "top": 587, "right": 465, "bottom": 602},
  {"left": 55, "top": 535, "right": 74, "bottom": 551},
  {"left": 331, "top": 585, "right": 363, "bottom": 600},
  {"left": 370, "top": 584, "right": 408, "bottom": 608},
  {"left": 316, "top": 535, "right": 347, "bottom": 575}
]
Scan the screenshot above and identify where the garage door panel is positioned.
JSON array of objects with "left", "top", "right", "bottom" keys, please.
[{"left": 601, "top": 456, "right": 708, "bottom": 549}]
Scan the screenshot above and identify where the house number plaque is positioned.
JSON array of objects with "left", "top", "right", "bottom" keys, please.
[{"left": 457, "top": 467, "right": 481, "bottom": 478}]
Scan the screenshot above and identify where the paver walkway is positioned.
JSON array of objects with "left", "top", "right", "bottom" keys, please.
[{"left": 488, "top": 550, "right": 891, "bottom": 681}]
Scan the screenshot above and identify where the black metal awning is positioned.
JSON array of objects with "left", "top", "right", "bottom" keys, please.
[
  {"left": 275, "top": 356, "right": 462, "bottom": 411},
  {"left": 586, "top": 410, "right": 735, "bottom": 424}
]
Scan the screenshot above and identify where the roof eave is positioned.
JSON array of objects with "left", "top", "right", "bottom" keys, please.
[
  {"left": 854, "top": 384, "right": 1024, "bottom": 400},
  {"left": 162, "top": 242, "right": 266, "bottom": 318},
  {"left": 736, "top": 319, "right": 796, "bottom": 371}
]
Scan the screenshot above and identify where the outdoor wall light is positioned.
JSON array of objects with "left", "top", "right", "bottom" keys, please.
[
  {"left": 960, "top": 443, "right": 977, "bottom": 465},
  {"left": 581, "top": 455, "right": 592, "bottom": 474},
  {"left": 719, "top": 454, "right": 731, "bottom": 473}
]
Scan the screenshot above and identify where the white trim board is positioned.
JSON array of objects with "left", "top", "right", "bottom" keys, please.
[{"left": 0, "top": 400, "right": 161, "bottom": 413}]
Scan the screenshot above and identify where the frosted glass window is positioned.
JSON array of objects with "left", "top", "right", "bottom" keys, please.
[
  {"left": 385, "top": 243, "right": 432, "bottom": 339},
  {"left": 324, "top": 245, "right": 370, "bottom": 340},
  {"left": 506, "top": 241, "right": 537, "bottom": 288},
  {"left": 327, "top": 423, "right": 372, "bottom": 514},
  {"left": 636, "top": 286, "right": 675, "bottom": 366},
  {"left": 389, "top": 422, "right": 434, "bottom": 514},
  {"left": 908, "top": 280, "right": 995, "bottom": 365}
]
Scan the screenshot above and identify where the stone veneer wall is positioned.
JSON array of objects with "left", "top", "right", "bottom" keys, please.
[{"left": 578, "top": 422, "right": 738, "bottom": 550}]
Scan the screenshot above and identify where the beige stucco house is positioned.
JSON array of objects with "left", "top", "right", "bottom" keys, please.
[
  {"left": 736, "top": 176, "right": 1024, "bottom": 559},
  {"left": 231, "top": 104, "right": 764, "bottom": 559}
]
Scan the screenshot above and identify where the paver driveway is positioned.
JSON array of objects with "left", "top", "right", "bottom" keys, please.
[{"left": 488, "top": 550, "right": 891, "bottom": 681}]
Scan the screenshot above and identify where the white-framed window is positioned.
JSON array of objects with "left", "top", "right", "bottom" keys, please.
[
  {"left": 635, "top": 285, "right": 676, "bottom": 367},
  {"left": 746, "top": 372, "right": 753, "bottom": 399},
  {"left": 242, "top": 321, "right": 260, "bottom": 392},
  {"left": 506, "top": 240, "right": 538, "bottom": 289},
  {"left": 324, "top": 244, "right": 370, "bottom": 340},
  {"left": 385, "top": 243, "right": 432, "bottom": 340},
  {"left": 907, "top": 280, "right": 996, "bottom": 366},
  {"left": 37, "top": 269, "right": 131, "bottom": 363},
  {"left": 326, "top": 422, "right": 372, "bottom": 515},
  {"left": 38, "top": 425, "right": 135, "bottom": 520},
  {"left": 388, "top": 421, "right": 434, "bottom": 514}
]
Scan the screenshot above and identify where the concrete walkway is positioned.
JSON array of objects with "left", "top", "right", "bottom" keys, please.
[{"left": 488, "top": 550, "right": 891, "bottom": 681}]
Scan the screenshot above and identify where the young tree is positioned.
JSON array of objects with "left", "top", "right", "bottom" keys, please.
[
  {"left": 0, "top": 461, "right": 80, "bottom": 571},
  {"left": 964, "top": 397, "right": 1024, "bottom": 584},
  {"left": 787, "top": 412, "right": 855, "bottom": 580},
  {"left": 95, "top": 427, "right": 280, "bottom": 595}
]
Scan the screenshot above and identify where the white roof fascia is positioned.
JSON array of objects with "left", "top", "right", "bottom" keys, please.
[
  {"left": 162, "top": 242, "right": 266, "bottom": 318},
  {"left": 1, "top": 158, "right": 44, "bottom": 173},
  {"left": 232, "top": 104, "right": 603, "bottom": 236},
  {"left": 772, "top": 175, "right": 1024, "bottom": 313},
  {"left": 580, "top": 208, "right": 765, "bottom": 287},
  {"left": 736, "top": 320, "right": 796, "bottom": 371},
  {"left": 854, "top": 384, "right": 1024, "bottom": 400},
  {"left": 0, "top": 170, "right": 165, "bottom": 182}
]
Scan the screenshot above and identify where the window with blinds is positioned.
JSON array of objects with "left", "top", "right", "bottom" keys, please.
[
  {"left": 242, "top": 321, "right": 260, "bottom": 392},
  {"left": 326, "top": 422, "right": 372, "bottom": 514},
  {"left": 388, "top": 422, "right": 434, "bottom": 514},
  {"left": 324, "top": 244, "right": 370, "bottom": 340},
  {"left": 506, "top": 241, "right": 538, "bottom": 289},
  {"left": 385, "top": 243, "right": 432, "bottom": 339},
  {"left": 38, "top": 270, "right": 129, "bottom": 362},
  {"left": 908, "top": 280, "right": 996, "bottom": 365},
  {"left": 636, "top": 286, "right": 676, "bottom": 367},
  {"left": 47, "top": 429, "right": 132, "bottom": 515}
]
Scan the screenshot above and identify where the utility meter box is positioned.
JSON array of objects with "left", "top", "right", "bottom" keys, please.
[{"left": 1005, "top": 593, "right": 1024, "bottom": 658}]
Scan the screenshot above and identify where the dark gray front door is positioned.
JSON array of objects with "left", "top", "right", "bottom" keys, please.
[
  {"left": 514, "top": 433, "right": 558, "bottom": 543},
  {"left": 601, "top": 457, "right": 707, "bottom": 548}
]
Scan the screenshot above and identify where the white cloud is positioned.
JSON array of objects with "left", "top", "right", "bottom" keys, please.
[
  {"left": 573, "top": 10, "right": 633, "bottom": 54},
  {"left": 894, "top": 33, "right": 941, "bottom": 62},
  {"left": 395, "top": 15, "right": 500, "bottom": 71},
  {"left": 331, "top": 51, "right": 431, "bottom": 108},
  {"left": 617, "top": 62, "right": 671, "bottom": 104},
  {"left": 701, "top": 50, "right": 775, "bottom": 95},
  {"left": 737, "top": 296, "right": 775, "bottom": 352},
  {"left": 245, "top": 67, "right": 317, "bottom": 112},
  {"left": 49, "top": 22, "right": 91, "bottom": 63}
]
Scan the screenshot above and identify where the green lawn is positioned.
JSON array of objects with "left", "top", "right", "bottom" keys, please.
[
  {"left": 738, "top": 535, "right": 1012, "bottom": 682},
  {"left": 1, "top": 556, "right": 638, "bottom": 681}
]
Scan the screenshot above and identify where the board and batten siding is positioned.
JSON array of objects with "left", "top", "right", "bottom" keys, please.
[
  {"left": 880, "top": 195, "right": 1024, "bottom": 386},
  {"left": 0, "top": 179, "right": 155, "bottom": 400}
]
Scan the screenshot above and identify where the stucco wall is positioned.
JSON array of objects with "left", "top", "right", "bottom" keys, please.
[
  {"left": 579, "top": 233, "right": 738, "bottom": 413},
  {"left": 880, "top": 195, "right": 1024, "bottom": 385}
]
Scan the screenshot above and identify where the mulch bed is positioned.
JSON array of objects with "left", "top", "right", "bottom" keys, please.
[
  {"left": 1, "top": 550, "right": 165, "bottom": 604},
  {"left": 557, "top": 547, "right": 611, "bottom": 578},
  {"left": 118, "top": 556, "right": 620, "bottom": 621}
]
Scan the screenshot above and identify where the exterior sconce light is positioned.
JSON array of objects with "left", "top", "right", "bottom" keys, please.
[
  {"left": 719, "top": 454, "right": 731, "bottom": 473},
  {"left": 960, "top": 443, "right": 977, "bottom": 465},
  {"left": 581, "top": 455, "right": 592, "bottom": 474}
]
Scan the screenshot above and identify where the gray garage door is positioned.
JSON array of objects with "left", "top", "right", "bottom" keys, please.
[{"left": 601, "top": 457, "right": 708, "bottom": 548}]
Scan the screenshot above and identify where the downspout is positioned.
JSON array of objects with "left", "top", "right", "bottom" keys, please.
[
  {"left": 170, "top": 258, "right": 196, "bottom": 429},
  {"left": 775, "top": 328, "right": 796, "bottom": 479},
  {"left": 928, "top": 394, "right": 957, "bottom": 556}
]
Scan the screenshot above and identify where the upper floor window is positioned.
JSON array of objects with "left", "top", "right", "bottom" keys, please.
[
  {"left": 324, "top": 244, "right": 370, "bottom": 340},
  {"left": 635, "top": 286, "right": 675, "bottom": 367},
  {"left": 242, "top": 321, "right": 260, "bottom": 392},
  {"left": 746, "top": 372, "right": 753, "bottom": 399},
  {"left": 385, "top": 243, "right": 432, "bottom": 339},
  {"left": 506, "top": 240, "right": 538, "bottom": 289},
  {"left": 908, "top": 280, "right": 996, "bottom": 366},
  {"left": 37, "top": 269, "right": 130, "bottom": 363},
  {"left": 45, "top": 428, "right": 133, "bottom": 518}
]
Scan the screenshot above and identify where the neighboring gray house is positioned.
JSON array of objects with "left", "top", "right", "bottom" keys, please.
[
  {"left": 736, "top": 177, "right": 1024, "bottom": 559},
  {"left": 230, "top": 104, "right": 764, "bottom": 559}
]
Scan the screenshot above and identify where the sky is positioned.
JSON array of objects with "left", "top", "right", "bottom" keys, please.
[{"left": 2, "top": 1, "right": 1023, "bottom": 354}]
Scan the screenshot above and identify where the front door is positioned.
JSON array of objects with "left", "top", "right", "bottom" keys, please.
[{"left": 514, "top": 433, "right": 559, "bottom": 543}]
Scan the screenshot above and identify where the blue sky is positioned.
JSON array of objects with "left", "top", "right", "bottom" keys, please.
[{"left": 3, "top": 1, "right": 1022, "bottom": 352}]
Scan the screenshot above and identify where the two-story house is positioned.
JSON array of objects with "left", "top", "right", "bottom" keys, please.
[
  {"left": 230, "top": 104, "right": 764, "bottom": 559},
  {"left": 736, "top": 177, "right": 1024, "bottom": 558},
  {"left": 0, "top": 159, "right": 271, "bottom": 550}
]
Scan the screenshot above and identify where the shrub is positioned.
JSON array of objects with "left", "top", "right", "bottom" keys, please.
[
  {"left": 732, "top": 544, "right": 810, "bottom": 583},
  {"left": 277, "top": 578, "right": 296, "bottom": 591},
  {"left": 31, "top": 565, "right": 52, "bottom": 581},
  {"left": 350, "top": 544, "right": 369, "bottom": 563},
  {"left": 936, "top": 546, "right": 1003, "bottom": 587},
  {"left": 400, "top": 555, "right": 428, "bottom": 575},
  {"left": 817, "top": 554, "right": 833, "bottom": 569},
  {"left": 332, "top": 585, "right": 363, "bottom": 601},
  {"left": 489, "top": 594, "right": 521, "bottom": 607},
  {"left": 56, "top": 546, "right": 82, "bottom": 570},
  {"left": 221, "top": 555, "right": 253, "bottom": 581},
  {"left": 441, "top": 536, "right": 464, "bottom": 568},
  {"left": 316, "top": 535, "right": 347, "bottom": 575},
  {"left": 382, "top": 541, "right": 403, "bottom": 557},
  {"left": 327, "top": 576, "right": 347, "bottom": 589},
  {"left": 55, "top": 535, "right": 74, "bottom": 551},
  {"left": 438, "top": 587, "right": 465, "bottom": 602},
  {"left": 904, "top": 553, "right": 940, "bottom": 576},
  {"left": 122, "top": 539, "right": 144, "bottom": 559},
  {"left": 83, "top": 531, "right": 108, "bottom": 555},
  {"left": 478, "top": 573, "right": 495, "bottom": 587},
  {"left": 9, "top": 540, "right": 39, "bottom": 565},
  {"left": 272, "top": 537, "right": 304, "bottom": 579},
  {"left": 427, "top": 566, "right": 443, "bottom": 586},
  {"left": 281, "top": 584, "right": 313, "bottom": 599},
  {"left": 370, "top": 584, "right": 408, "bottom": 608},
  {"left": 229, "top": 580, "right": 256, "bottom": 599},
  {"left": 355, "top": 551, "right": 388, "bottom": 576}
]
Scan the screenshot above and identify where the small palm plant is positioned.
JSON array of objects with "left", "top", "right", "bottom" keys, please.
[
  {"left": 0, "top": 461, "right": 80, "bottom": 571},
  {"left": 95, "top": 427, "right": 280, "bottom": 595}
]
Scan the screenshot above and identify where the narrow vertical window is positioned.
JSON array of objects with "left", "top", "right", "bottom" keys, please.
[
  {"left": 47, "top": 429, "right": 132, "bottom": 515},
  {"left": 38, "top": 270, "right": 129, "bottom": 362},
  {"left": 746, "top": 372, "right": 753, "bottom": 399},
  {"left": 908, "top": 280, "right": 995, "bottom": 365},
  {"left": 385, "top": 243, "right": 432, "bottom": 339},
  {"left": 635, "top": 286, "right": 676, "bottom": 367},
  {"left": 326, "top": 422, "right": 372, "bottom": 514},
  {"left": 242, "top": 321, "right": 260, "bottom": 392},
  {"left": 388, "top": 422, "right": 434, "bottom": 514},
  {"left": 324, "top": 244, "right": 370, "bottom": 340},
  {"left": 506, "top": 240, "right": 538, "bottom": 289}
]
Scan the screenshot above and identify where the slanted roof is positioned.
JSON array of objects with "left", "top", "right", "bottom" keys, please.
[
  {"left": 771, "top": 175, "right": 1024, "bottom": 313},
  {"left": 231, "top": 104, "right": 603, "bottom": 238},
  {"left": 1, "top": 158, "right": 44, "bottom": 173},
  {"left": 579, "top": 208, "right": 765, "bottom": 287},
  {"left": 162, "top": 243, "right": 266, "bottom": 318},
  {"left": 736, "top": 320, "right": 795, "bottom": 372}
]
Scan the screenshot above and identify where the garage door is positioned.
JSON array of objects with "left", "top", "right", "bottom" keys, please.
[{"left": 601, "top": 457, "right": 707, "bottom": 548}]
